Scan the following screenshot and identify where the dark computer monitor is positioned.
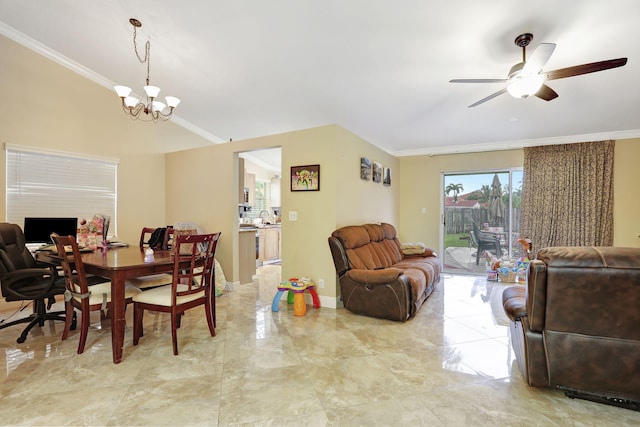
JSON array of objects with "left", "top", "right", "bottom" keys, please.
[{"left": 23, "top": 217, "right": 78, "bottom": 244}]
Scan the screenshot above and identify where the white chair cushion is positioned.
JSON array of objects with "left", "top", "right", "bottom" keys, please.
[
  {"left": 125, "top": 273, "right": 173, "bottom": 290},
  {"left": 71, "top": 282, "right": 141, "bottom": 305},
  {"left": 132, "top": 284, "right": 205, "bottom": 307}
]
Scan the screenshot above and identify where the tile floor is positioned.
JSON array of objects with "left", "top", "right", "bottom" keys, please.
[{"left": 0, "top": 266, "right": 638, "bottom": 426}]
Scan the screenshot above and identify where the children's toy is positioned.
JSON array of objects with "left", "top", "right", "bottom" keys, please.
[
  {"left": 271, "top": 277, "right": 321, "bottom": 315},
  {"left": 517, "top": 237, "right": 533, "bottom": 260}
]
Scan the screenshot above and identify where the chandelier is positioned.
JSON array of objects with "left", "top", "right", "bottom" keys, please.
[{"left": 114, "top": 18, "right": 180, "bottom": 121}]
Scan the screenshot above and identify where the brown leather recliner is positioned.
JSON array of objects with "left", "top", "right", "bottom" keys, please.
[
  {"left": 503, "top": 246, "right": 640, "bottom": 409},
  {"left": 328, "top": 223, "right": 441, "bottom": 321}
]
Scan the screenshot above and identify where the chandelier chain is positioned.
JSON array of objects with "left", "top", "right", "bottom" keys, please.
[{"left": 132, "top": 25, "right": 151, "bottom": 86}]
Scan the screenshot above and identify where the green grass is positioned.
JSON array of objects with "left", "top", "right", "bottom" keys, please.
[{"left": 445, "top": 233, "right": 472, "bottom": 248}]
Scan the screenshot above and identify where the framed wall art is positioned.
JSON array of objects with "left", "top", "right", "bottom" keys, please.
[
  {"left": 372, "top": 161, "right": 382, "bottom": 183},
  {"left": 383, "top": 167, "right": 391, "bottom": 186},
  {"left": 291, "top": 164, "right": 320, "bottom": 191},
  {"left": 360, "top": 157, "right": 372, "bottom": 180}
]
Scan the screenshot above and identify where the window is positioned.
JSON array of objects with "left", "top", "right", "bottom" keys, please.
[
  {"left": 248, "top": 180, "right": 271, "bottom": 221},
  {"left": 6, "top": 145, "right": 118, "bottom": 235},
  {"left": 441, "top": 169, "right": 523, "bottom": 275}
]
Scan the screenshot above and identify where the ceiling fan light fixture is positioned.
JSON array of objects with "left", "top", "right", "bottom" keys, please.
[{"left": 507, "top": 71, "right": 545, "bottom": 98}]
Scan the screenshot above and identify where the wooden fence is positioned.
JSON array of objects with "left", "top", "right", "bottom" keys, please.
[{"left": 444, "top": 207, "right": 521, "bottom": 234}]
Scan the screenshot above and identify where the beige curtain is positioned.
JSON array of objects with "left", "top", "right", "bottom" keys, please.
[{"left": 521, "top": 141, "right": 614, "bottom": 255}]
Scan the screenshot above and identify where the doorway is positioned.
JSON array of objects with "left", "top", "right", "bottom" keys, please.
[
  {"left": 237, "top": 147, "right": 282, "bottom": 280},
  {"left": 441, "top": 169, "right": 523, "bottom": 275}
]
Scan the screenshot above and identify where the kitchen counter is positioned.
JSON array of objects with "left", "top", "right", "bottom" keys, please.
[{"left": 239, "top": 223, "right": 281, "bottom": 230}]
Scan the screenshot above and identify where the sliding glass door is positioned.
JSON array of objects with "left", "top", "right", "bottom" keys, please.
[{"left": 442, "top": 169, "right": 523, "bottom": 275}]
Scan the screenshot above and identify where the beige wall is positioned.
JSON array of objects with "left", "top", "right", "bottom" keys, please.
[
  {"left": 334, "top": 127, "right": 399, "bottom": 227},
  {"left": 398, "top": 142, "right": 640, "bottom": 252},
  {"left": 166, "top": 125, "right": 399, "bottom": 304},
  {"left": 398, "top": 149, "right": 524, "bottom": 247},
  {"left": 613, "top": 139, "right": 640, "bottom": 247},
  {"left": 0, "top": 35, "right": 212, "bottom": 245}
]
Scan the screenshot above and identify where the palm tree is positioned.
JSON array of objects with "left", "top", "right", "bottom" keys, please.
[{"left": 445, "top": 183, "right": 464, "bottom": 203}]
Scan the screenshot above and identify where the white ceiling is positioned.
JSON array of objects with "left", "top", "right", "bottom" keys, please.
[{"left": 2, "top": 0, "right": 639, "bottom": 163}]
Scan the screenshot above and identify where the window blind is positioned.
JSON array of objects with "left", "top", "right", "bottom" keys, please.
[{"left": 6, "top": 146, "right": 118, "bottom": 235}]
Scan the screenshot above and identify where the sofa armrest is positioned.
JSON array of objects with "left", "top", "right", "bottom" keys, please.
[
  {"left": 328, "top": 235, "right": 350, "bottom": 276},
  {"left": 345, "top": 268, "right": 403, "bottom": 285},
  {"left": 527, "top": 260, "right": 548, "bottom": 332},
  {"left": 404, "top": 247, "right": 437, "bottom": 258},
  {"left": 502, "top": 285, "right": 527, "bottom": 321}
]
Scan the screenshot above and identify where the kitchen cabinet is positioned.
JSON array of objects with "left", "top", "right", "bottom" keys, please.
[
  {"left": 258, "top": 226, "right": 280, "bottom": 262},
  {"left": 264, "top": 227, "right": 280, "bottom": 260},
  {"left": 245, "top": 173, "right": 256, "bottom": 206},
  {"left": 239, "top": 228, "right": 257, "bottom": 284}
]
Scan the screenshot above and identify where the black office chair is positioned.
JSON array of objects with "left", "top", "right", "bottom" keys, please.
[{"left": 0, "top": 223, "right": 71, "bottom": 343}]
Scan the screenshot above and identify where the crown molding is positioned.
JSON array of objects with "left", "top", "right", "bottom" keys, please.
[
  {"left": 393, "top": 129, "right": 640, "bottom": 157},
  {"left": 0, "top": 21, "right": 224, "bottom": 146}
]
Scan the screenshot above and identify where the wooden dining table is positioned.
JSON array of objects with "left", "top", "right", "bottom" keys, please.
[{"left": 79, "top": 246, "right": 175, "bottom": 364}]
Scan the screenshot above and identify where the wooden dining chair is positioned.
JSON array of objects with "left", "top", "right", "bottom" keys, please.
[
  {"left": 126, "top": 226, "right": 175, "bottom": 290},
  {"left": 132, "top": 232, "right": 221, "bottom": 355},
  {"left": 51, "top": 233, "right": 142, "bottom": 354},
  {"left": 162, "top": 226, "right": 174, "bottom": 251},
  {"left": 140, "top": 226, "right": 173, "bottom": 250}
]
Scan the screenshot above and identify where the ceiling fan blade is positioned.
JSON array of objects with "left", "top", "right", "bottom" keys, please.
[
  {"left": 535, "top": 84, "right": 559, "bottom": 101},
  {"left": 545, "top": 57, "right": 627, "bottom": 80},
  {"left": 450, "top": 79, "right": 507, "bottom": 83},
  {"left": 523, "top": 43, "right": 556, "bottom": 74},
  {"left": 468, "top": 88, "right": 508, "bottom": 107}
]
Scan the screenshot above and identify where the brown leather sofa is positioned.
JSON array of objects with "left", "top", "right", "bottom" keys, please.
[
  {"left": 502, "top": 246, "right": 640, "bottom": 409},
  {"left": 328, "top": 223, "right": 441, "bottom": 321}
]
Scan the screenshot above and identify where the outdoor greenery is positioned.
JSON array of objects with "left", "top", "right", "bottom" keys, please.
[
  {"left": 445, "top": 232, "right": 471, "bottom": 248},
  {"left": 445, "top": 183, "right": 464, "bottom": 203},
  {"left": 464, "top": 183, "right": 522, "bottom": 208}
]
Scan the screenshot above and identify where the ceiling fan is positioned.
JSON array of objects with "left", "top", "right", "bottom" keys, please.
[{"left": 450, "top": 33, "right": 628, "bottom": 107}]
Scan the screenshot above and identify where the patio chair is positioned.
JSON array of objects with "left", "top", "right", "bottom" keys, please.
[{"left": 471, "top": 223, "right": 502, "bottom": 265}]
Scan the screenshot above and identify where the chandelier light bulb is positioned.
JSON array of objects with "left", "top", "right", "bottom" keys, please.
[
  {"left": 144, "top": 85, "right": 161, "bottom": 98},
  {"left": 165, "top": 96, "right": 181, "bottom": 108},
  {"left": 152, "top": 101, "right": 166, "bottom": 112},
  {"left": 114, "top": 85, "right": 132, "bottom": 98},
  {"left": 124, "top": 96, "right": 139, "bottom": 108}
]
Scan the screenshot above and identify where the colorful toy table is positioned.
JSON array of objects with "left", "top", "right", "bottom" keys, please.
[{"left": 271, "top": 279, "right": 321, "bottom": 316}]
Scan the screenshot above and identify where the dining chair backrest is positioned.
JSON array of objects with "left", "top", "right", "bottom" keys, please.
[
  {"left": 163, "top": 226, "right": 174, "bottom": 250},
  {"left": 50, "top": 233, "right": 90, "bottom": 297},
  {"left": 139, "top": 226, "right": 174, "bottom": 250},
  {"left": 139, "top": 227, "right": 157, "bottom": 249},
  {"left": 171, "top": 232, "right": 221, "bottom": 302}
]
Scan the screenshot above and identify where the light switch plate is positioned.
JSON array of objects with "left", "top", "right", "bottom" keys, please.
[{"left": 289, "top": 211, "right": 297, "bottom": 221}]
